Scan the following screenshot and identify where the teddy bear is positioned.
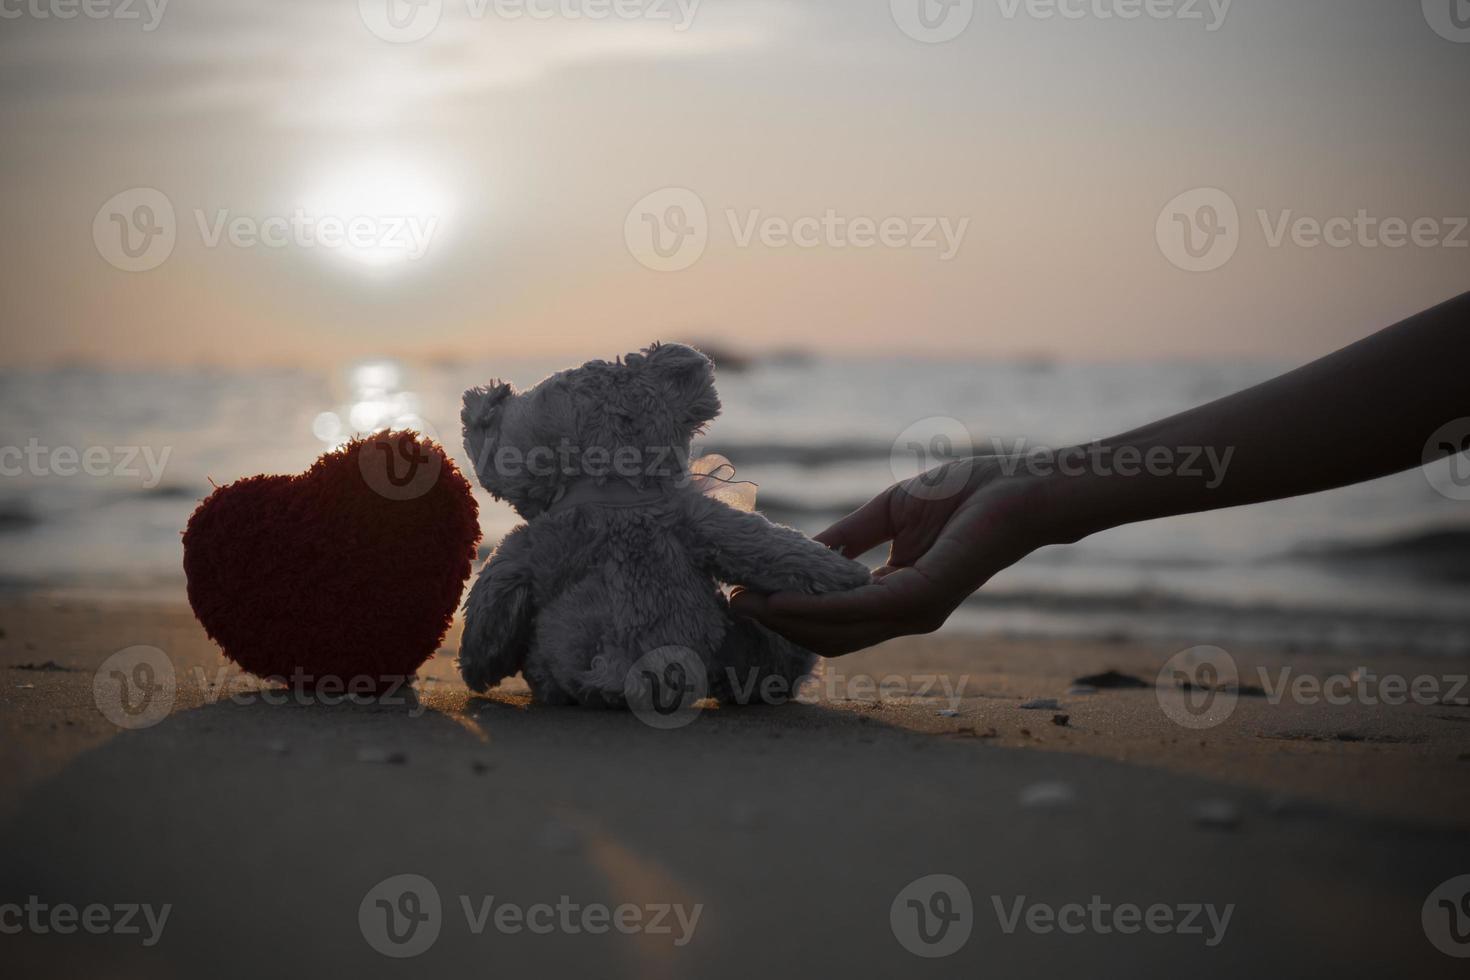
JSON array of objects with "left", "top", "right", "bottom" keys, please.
[{"left": 457, "top": 342, "right": 871, "bottom": 708}]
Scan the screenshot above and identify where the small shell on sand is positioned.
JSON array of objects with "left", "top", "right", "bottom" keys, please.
[
  {"left": 937, "top": 709, "right": 960, "bottom": 717},
  {"left": 1020, "top": 698, "right": 1061, "bottom": 710}
]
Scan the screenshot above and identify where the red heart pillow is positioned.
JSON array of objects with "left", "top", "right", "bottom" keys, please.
[{"left": 183, "top": 432, "right": 481, "bottom": 688}]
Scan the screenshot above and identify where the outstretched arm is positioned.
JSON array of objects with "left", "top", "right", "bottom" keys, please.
[
  {"left": 458, "top": 525, "right": 536, "bottom": 693},
  {"left": 684, "top": 494, "right": 871, "bottom": 595},
  {"left": 733, "top": 289, "right": 1470, "bottom": 656}
]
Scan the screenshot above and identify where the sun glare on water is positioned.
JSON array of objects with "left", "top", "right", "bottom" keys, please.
[{"left": 313, "top": 360, "right": 434, "bottom": 447}]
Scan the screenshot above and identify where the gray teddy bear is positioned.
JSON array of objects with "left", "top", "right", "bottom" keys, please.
[{"left": 457, "top": 342, "right": 871, "bottom": 707}]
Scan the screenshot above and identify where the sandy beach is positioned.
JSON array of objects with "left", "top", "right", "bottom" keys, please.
[{"left": 2, "top": 595, "right": 1467, "bottom": 978}]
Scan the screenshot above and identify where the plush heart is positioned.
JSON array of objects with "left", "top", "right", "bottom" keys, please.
[{"left": 183, "top": 432, "right": 481, "bottom": 688}]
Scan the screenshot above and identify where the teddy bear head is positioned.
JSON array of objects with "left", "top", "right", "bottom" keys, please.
[{"left": 461, "top": 342, "right": 721, "bottom": 518}]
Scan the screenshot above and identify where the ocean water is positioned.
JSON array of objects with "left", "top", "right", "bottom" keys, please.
[{"left": 2, "top": 354, "right": 1467, "bottom": 656}]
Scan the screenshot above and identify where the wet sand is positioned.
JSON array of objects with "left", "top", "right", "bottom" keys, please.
[{"left": 2, "top": 596, "right": 1468, "bottom": 978}]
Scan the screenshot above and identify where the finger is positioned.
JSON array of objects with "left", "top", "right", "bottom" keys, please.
[
  {"left": 728, "top": 588, "right": 767, "bottom": 619},
  {"left": 744, "top": 610, "right": 897, "bottom": 658},
  {"left": 813, "top": 487, "right": 897, "bottom": 558},
  {"left": 763, "top": 574, "right": 936, "bottom": 624}
]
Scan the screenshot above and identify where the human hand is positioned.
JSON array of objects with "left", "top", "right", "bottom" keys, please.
[{"left": 730, "top": 456, "right": 1054, "bottom": 656}]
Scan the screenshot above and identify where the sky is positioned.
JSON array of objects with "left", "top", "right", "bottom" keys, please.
[{"left": 1, "top": 0, "right": 1467, "bottom": 367}]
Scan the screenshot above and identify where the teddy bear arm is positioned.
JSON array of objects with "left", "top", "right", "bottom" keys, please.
[
  {"left": 687, "top": 499, "right": 871, "bottom": 595},
  {"left": 458, "top": 525, "right": 536, "bottom": 693}
]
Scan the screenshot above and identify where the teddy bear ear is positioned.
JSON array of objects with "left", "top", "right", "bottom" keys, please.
[
  {"left": 639, "top": 342, "right": 721, "bottom": 431},
  {"left": 461, "top": 382, "right": 514, "bottom": 432}
]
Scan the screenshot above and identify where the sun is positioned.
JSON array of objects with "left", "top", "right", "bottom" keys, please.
[{"left": 296, "top": 155, "right": 453, "bottom": 270}]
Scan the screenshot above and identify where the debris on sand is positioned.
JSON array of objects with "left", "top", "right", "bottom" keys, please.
[
  {"left": 1052, "top": 714, "right": 1071, "bottom": 727},
  {"left": 1072, "top": 670, "right": 1149, "bottom": 690},
  {"left": 1174, "top": 677, "right": 1268, "bottom": 698},
  {"left": 1192, "top": 799, "right": 1242, "bottom": 831},
  {"left": 937, "top": 709, "right": 960, "bottom": 718},
  {"left": 9, "top": 661, "right": 75, "bottom": 672},
  {"left": 1066, "top": 685, "right": 1098, "bottom": 696},
  {"left": 16, "top": 683, "right": 34, "bottom": 690},
  {"left": 356, "top": 747, "right": 406, "bottom": 765},
  {"left": 1265, "top": 795, "right": 1331, "bottom": 819},
  {"left": 1020, "top": 698, "right": 1061, "bottom": 711},
  {"left": 1019, "top": 781, "right": 1077, "bottom": 809},
  {"left": 471, "top": 760, "right": 494, "bottom": 775}
]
